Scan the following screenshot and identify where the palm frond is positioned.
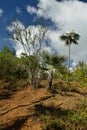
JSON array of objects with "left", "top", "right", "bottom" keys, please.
[
  {"left": 73, "top": 33, "right": 80, "bottom": 40},
  {"left": 60, "top": 31, "right": 80, "bottom": 45},
  {"left": 60, "top": 34, "right": 67, "bottom": 41},
  {"left": 65, "top": 39, "right": 70, "bottom": 45},
  {"left": 73, "top": 39, "right": 78, "bottom": 44}
]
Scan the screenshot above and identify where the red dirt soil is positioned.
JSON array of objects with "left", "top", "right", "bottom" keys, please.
[{"left": 0, "top": 84, "right": 87, "bottom": 130}]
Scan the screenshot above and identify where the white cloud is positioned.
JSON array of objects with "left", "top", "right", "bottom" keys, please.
[
  {"left": 16, "top": 7, "right": 22, "bottom": 15},
  {"left": 0, "top": 9, "right": 3, "bottom": 16},
  {"left": 26, "top": 6, "right": 37, "bottom": 14},
  {"left": 26, "top": 0, "right": 87, "bottom": 63},
  {"left": 6, "top": 25, "right": 14, "bottom": 32}
]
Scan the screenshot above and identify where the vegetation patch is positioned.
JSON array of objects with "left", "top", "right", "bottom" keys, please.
[{"left": 35, "top": 100, "right": 87, "bottom": 130}]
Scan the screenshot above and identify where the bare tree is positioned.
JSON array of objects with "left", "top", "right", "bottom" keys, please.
[{"left": 7, "top": 20, "right": 47, "bottom": 87}]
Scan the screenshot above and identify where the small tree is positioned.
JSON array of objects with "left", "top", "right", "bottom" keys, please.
[
  {"left": 41, "top": 51, "right": 66, "bottom": 88},
  {"left": 0, "top": 46, "right": 27, "bottom": 80}
]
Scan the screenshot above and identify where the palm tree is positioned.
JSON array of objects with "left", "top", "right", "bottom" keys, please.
[{"left": 60, "top": 30, "right": 80, "bottom": 82}]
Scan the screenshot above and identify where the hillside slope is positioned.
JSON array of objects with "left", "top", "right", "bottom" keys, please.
[{"left": 0, "top": 84, "right": 87, "bottom": 130}]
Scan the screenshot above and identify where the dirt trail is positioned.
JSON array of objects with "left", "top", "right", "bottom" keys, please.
[{"left": 0, "top": 85, "right": 87, "bottom": 130}]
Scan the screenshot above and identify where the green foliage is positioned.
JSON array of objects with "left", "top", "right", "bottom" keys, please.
[
  {"left": 42, "top": 51, "right": 66, "bottom": 68},
  {"left": 41, "top": 51, "right": 66, "bottom": 80},
  {"left": 0, "top": 46, "right": 14, "bottom": 79},
  {"left": 48, "top": 118, "right": 65, "bottom": 130},
  {"left": 0, "top": 46, "right": 28, "bottom": 81},
  {"left": 36, "top": 100, "right": 87, "bottom": 130},
  {"left": 41, "top": 125, "right": 47, "bottom": 130},
  {"left": 73, "top": 61, "right": 87, "bottom": 82}
]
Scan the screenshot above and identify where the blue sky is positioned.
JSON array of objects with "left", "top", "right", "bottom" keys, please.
[
  {"left": 0, "top": 0, "right": 87, "bottom": 63},
  {"left": 0, "top": 0, "right": 55, "bottom": 50},
  {"left": 0, "top": 0, "right": 38, "bottom": 49}
]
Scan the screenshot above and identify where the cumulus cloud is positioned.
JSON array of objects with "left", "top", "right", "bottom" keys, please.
[
  {"left": 0, "top": 9, "right": 3, "bottom": 16},
  {"left": 26, "top": 0, "right": 87, "bottom": 63},
  {"left": 26, "top": 6, "right": 37, "bottom": 14},
  {"left": 16, "top": 7, "right": 22, "bottom": 15}
]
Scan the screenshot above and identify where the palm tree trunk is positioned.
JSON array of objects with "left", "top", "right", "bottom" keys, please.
[{"left": 68, "top": 44, "right": 71, "bottom": 83}]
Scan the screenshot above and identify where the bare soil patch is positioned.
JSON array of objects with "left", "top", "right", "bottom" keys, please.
[{"left": 0, "top": 83, "right": 87, "bottom": 130}]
